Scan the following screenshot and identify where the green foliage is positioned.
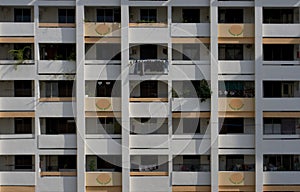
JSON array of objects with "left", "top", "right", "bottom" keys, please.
[
  {"left": 89, "top": 160, "right": 96, "bottom": 171},
  {"left": 198, "top": 79, "right": 212, "bottom": 102},
  {"left": 8, "top": 46, "right": 31, "bottom": 70}
]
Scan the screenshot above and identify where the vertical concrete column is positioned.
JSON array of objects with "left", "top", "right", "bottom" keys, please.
[
  {"left": 76, "top": 2, "right": 86, "bottom": 192},
  {"left": 255, "top": 1, "right": 264, "bottom": 191},
  {"left": 210, "top": 0, "right": 219, "bottom": 191},
  {"left": 167, "top": 5, "right": 173, "bottom": 192},
  {"left": 33, "top": 3, "right": 40, "bottom": 191},
  {"left": 121, "top": 2, "right": 130, "bottom": 192}
]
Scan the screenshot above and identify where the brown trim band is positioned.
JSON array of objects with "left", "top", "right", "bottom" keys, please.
[
  {"left": 130, "top": 172, "right": 168, "bottom": 176},
  {"left": 0, "top": 112, "right": 35, "bottom": 118},
  {"left": 0, "top": 37, "right": 34, "bottom": 43}
]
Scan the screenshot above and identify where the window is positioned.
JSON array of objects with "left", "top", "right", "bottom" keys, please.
[
  {"left": 182, "top": 9, "right": 200, "bottom": 23},
  {"left": 14, "top": 81, "right": 33, "bottom": 97},
  {"left": 97, "top": 8, "right": 120, "bottom": 22},
  {"left": 140, "top": 81, "right": 158, "bottom": 98},
  {"left": 140, "top": 9, "right": 157, "bottom": 22},
  {"left": 219, "top": 9, "right": 243, "bottom": 23},
  {"left": 45, "top": 118, "right": 76, "bottom": 134},
  {"left": 263, "top": 44, "right": 294, "bottom": 61},
  {"left": 219, "top": 44, "right": 243, "bottom": 60},
  {"left": 15, "top": 155, "right": 33, "bottom": 170},
  {"left": 96, "top": 81, "right": 115, "bottom": 97},
  {"left": 263, "top": 9, "right": 294, "bottom": 23},
  {"left": 14, "top": 8, "right": 31, "bottom": 22},
  {"left": 182, "top": 44, "right": 200, "bottom": 60},
  {"left": 15, "top": 118, "right": 32, "bottom": 134},
  {"left": 219, "top": 118, "right": 244, "bottom": 134},
  {"left": 263, "top": 81, "right": 296, "bottom": 98},
  {"left": 140, "top": 44, "right": 157, "bottom": 59},
  {"left": 98, "top": 117, "right": 121, "bottom": 134},
  {"left": 42, "top": 81, "right": 73, "bottom": 97},
  {"left": 183, "top": 118, "right": 200, "bottom": 134},
  {"left": 13, "top": 44, "right": 32, "bottom": 60},
  {"left": 96, "top": 156, "right": 121, "bottom": 171},
  {"left": 58, "top": 9, "right": 75, "bottom": 23},
  {"left": 58, "top": 155, "right": 76, "bottom": 170}
]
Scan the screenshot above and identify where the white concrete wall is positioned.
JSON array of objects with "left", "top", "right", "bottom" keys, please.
[
  {"left": 38, "top": 135, "right": 77, "bottom": 149},
  {"left": 172, "top": 98, "right": 210, "bottom": 112},
  {"left": 219, "top": 61, "right": 254, "bottom": 75},
  {"left": 38, "top": 61, "right": 76, "bottom": 74},
  {"left": 171, "top": 23, "right": 210, "bottom": 37},
  {"left": 38, "top": 28, "right": 76, "bottom": 43},
  {"left": 263, "top": 172, "right": 300, "bottom": 185},
  {"left": 0, "top": 65, "right": 35, "bottom": 80},
  {"left": 263, "top": 24, "right": 300, "bottom": 37},
  {"left": 0, "top": 139, "right": 35, "bottom": 154},
  {"left": 172, "top": 172, "right": 211, "bottom": 185},
  {"left": 130, "top": 176, "right": 169, "bottom": 192},
  {"left": 38, "top": 177, "right": 77, "bottom": 192},
  {"left": 37, "top": 102, "right": 75, "bottom": 117},
  {"left": 0, "top": 172, "right": 35, "bottom": 185},
  {"left": 85, "top": 138, "right": 121, "bottom": 154},
  {"left": 262, "top": 98, "right": 300, "bottom": 111},
  {"left": 0, "top": 97, "right": 35, "bottom": 111},
  {"left": 170, "top": 65, "right": 210, "bottom": 80},
  {"left": 262, "top": 66, "right": 300, "bottom": 80},
  {"left": 129, "top": 103, "right": 169, "bottom": 117},
  {"left": 219, "top": 135, "right": 255, "bottom": 148},
  {"left": 0, "top": 23, "right": 34, "bottom": 36},
  {"left": 84, "top": 65, "right": 121, "bottom": 80},
  {"left": 130, "top": 135, "right": 169, "bottom": 149},
  {"left": 129, "top": 28, "right": 169, "bottom": 44},
  {"left": 263, "top": 140, "right": 300, "bottom": 154}
]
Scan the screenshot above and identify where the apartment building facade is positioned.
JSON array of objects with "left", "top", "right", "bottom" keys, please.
[{"left": 0, "top": 0, "right": 299, "bottom": 191}]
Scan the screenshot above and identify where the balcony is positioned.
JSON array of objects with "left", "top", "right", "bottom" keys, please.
[
  {"left": 38, "top": 176, "right": 77, "bottom": 192},
  {"left": 129, "top": 59, "right": 168, "bottom": 75},
  {"left": 40, "top": 155, "right": 77, "bottom": 177},
  {"left": 218, "top": 98, "right": 254, "bottom": 112},
  {"left": 0, "top": 97, "right": 35, "bottom": 111},
  {"left": 38, "top": 60, "right": 75, "bottom": 74},
  {"left": 86, "top": 172, "right": 121, "bottom": 186},
  {"left": 263, "top": 24, "right": 300, "bottom": 37},
  {"left": 0, "top": 172, "right": 35, "bottom": 185},
  {"left": 0, "top": 139, "right": 35, "bottom": 153},
  {"left": 219, "top": 171, "right": 255, "bottom": 185},
  {"left": 172, "top": 98, "right": 210, "bottom": 112},
  {"left": 85, "top": 97, "right": 121, "bottom": 111},
  {"left": 37, "top": 28, "right": 75, "bottom": 43},
  {"left": 85, "top": 22, "right": 121, "bottom": 37},
  {"left": 38, "top": 135, "right": 76, "bottom": 149},
  {"left": 0, "top": 63, "right": 35, "bottom": 80},
  {"left": 218, "top": 24, "right": 254, "bottom": 37},
  {"left": 0, "top": 22, "right": 34, "bottom": 36},
  {"left": 172, "top": 172, "right": 211, "bottom": 185},
  {"left": 130, "top": 135, "right": 169, "bottom": 149},
  {"left": 130, "top": 176, "right": 169, "bottom": 192},
  {"left": 219, "top": 135, "right": 254, "bottom": 148},
  {"left": 218, "top": 60, "right": 254, "bottom": 75},
  {"left": 263, "top": 172, "right": 300, "bottom": 185},
  {"left": 129, "top": 102, "right": 169, "bottom": 117}
]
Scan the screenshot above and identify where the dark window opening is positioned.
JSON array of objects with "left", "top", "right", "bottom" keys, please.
[
  {"left": 219, "top": 9, "right": 243, "bottom": 23},
  {"left": 42, "top": 81, "right": 74, "bottom": 97},
  {"left": 58, "top": 155, "right": 76, "bottom": 169},
  {"left": 15, "top": 155, "right": 33, "bottom": 170},
  {"left": 40, "top": 44, "right": 75, "bottom": 60},
  {"left": 219, "top": 44, "right": 243, "bottom": 60},
  {"left": 140, "top": 81, "right": 158, "bottom": 98},
  {"left": 263, "top": 44, "right": 294, "bottom": 61},
  {"left": 14, "top": 8, "right": 31, "bottom": 22},
  {"left": 140, "top": 9, "right": 157, "bottom": 22},
  {"left": 97, "top": 8, "right": 121, "bottom": 22},
  {"left": 263, "top": 9, "right": 294, "bottom": 23},
  {"left": 58, "top": 9, "right": 75, "bottom": 23},
  {"left": 15, "top": 118, "right": 32, "bottom": 134},
  {"left": 140, "top": 44, "right": 158, "bottom": 59},
  {"left": 182, "top": 9, "right": 200, "bottom": 23},
  {"left": 45, "top": 118, "right": 76, "bottom": 134},
  {"left": 219, "top": 118, "right": 244, "bottom": 134},
  {"left": 14, "top": 80, "right": 33, "bottom": 97}
]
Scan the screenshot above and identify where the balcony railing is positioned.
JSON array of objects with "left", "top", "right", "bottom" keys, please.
[{"left": 129, "top": 59, "right": 168, "bottom": 75}]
